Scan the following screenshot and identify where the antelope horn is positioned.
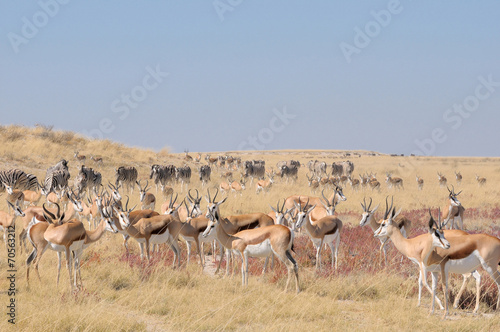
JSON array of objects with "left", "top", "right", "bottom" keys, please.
[
  {"left": 207, "top": 188, "right": 212, "bottom": 203},
  {"left": 125, "top": 195, "right": 130, "bottom": 211},
  {"left": 42, "top": 203, "right": 57, "bottom": 221},
  {"left": 213, "top": 188, "right": 219, "bottom": 202},
  {"left": 281, "top": 198, "right": 286, "bottom": 213},
  {"left": 188, "top": 189, "right": 194, "bottom": 201},
  {"left": 361, "top": 197, "right": 366, "bottom": 210},
  {"left": 321, "top": 189, "right": 329, "bottom": 206},
  {"left": 195, "top": 189, "right": 200, "bottom": 200},
  {"left": 368, "top": 197, "right": 372, "bottom": 210}
]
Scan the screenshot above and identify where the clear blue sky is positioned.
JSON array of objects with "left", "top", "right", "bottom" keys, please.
[{"left": 1, "top": 1, "right": 499, "bottom": 156}]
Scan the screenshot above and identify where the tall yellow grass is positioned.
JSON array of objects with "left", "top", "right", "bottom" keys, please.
[{"left": 0, "top": 125, "right": 499, "bottom": 331}]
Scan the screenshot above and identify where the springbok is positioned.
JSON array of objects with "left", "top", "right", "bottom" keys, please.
[
  {"left": 137, "top": 180, "right": 156, "bottom": 210},
  {"left": 294, "top": 197, "right": 342, "bottom": 270},
  {"left": 0, "top": 201, "right": 25, "bottom": 249},
  {"left": 26, "top": 204, "right": 118, "bottom": 289},
  {"left": 203, "top": 192, "right": 300, "bottom": 293},
  {"left": 441, "top": 185, "right": 465, "bottom": 230},
  {"left": 230, "top": 178, "right": 246, "bottom": 196},
  {"left": 306, "top": 173, "right": 319, "bottom": 194},
  {"left": 437, "top": 172, "right": 447, "bottom": 187},
  {"left": 385, "top": 173, "right": 403, "bottom": 190},
  {"left": 475, "top": 174, "right": 486, "bottom": 187},
  {"left": 74, "top": 151, "right": 86, "bottom": 164},
  {"left": 374, "top": 200, "right": 451, "bottom": 314},
  {"left": 415, "top": 175, "right": 424, "bottom": 191},
  {"left": 359, "top": 197, "right": 411, "bottom": 266},
  {"left": 255, "top": 172, "right": 275, "bottom": 194},
  {"left": 455, "top": 171, "right": 462, "bottom": 185},
  {"left": 284, "top": 187, "right": 346, "bottom": 222}
]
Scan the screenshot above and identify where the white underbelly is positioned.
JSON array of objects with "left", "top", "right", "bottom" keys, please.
[
  {"left": 427, "top": 251, "right": 481, "bottom": 274},
  {"left": 323, "top": 231, "right": 339, "bottom": 245},
  {"left": 135, "top": 232, "right": 172, "bottom": 245},
  {"left": 48, "top": 240, "right": 85, "bottom": 252},
  {"left": 245, "top": 239, "right": 272, "bottom": 257}
]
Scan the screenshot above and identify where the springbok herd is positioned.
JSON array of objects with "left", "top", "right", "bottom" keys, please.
[{"left": 0, "top": 151, "right": 498, "bottom": 319}]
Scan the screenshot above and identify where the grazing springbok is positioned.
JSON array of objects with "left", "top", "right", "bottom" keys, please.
[
  {"left": 359, "top": 197, "right": 411, "bottom": 266},
  {"left": 203, "top": 192, "right": 300, "bottom": 293},
  {"left": 441, "top": 185, "right": 465, "bottom": 230}
]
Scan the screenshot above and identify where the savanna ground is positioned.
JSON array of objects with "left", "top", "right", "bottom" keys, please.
[{"left": 0, "top": 124, "right": 499, "bottom": 331}]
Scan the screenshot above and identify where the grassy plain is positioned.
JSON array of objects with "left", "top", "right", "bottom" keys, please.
[{"left": 0, "top": 124, "right": 499, "bottom": 331}]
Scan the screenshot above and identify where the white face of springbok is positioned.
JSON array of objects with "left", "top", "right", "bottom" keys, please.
[
  {"left": 270, "top": 199, "right": 293, "bottom": 225},
  {"left": 293, "top": 198, "right": 316, "bottom": 229},
  {"left": 3, "top": 183, "right": 14, "bottom": 195},
  {"left": 375, "top": 208, "right": 450, "bottom": 250},
  {"left": 100, "top": 206, "right": 118, "bottom": 233},
  {"left": 7, "top": 201, "right": 25, "bottom": 217},
  {"left": 203, "top": 189, "right": 227, "bottom": 238},
  {"left": 359, "top": 197, "right": 379, "bottom": 227},
  {"left": 447, "top": 186, "right": 462, "bottom": 207}
]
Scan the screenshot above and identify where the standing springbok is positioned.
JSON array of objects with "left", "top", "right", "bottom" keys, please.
[
  {"left": 415, "top": 175, "right": 424, "bottom": 191},
  {"left": 294, "top": 197, "right": 342, "bottom": 270},
  {"left": 475, "top": 174, "right": 487, "bottom": 187},
  {"left": 437, "top": 172, "right": 447, "bottom": 187},
  {"left": 374, "top": 201, "right": 451, "bottom": 314},
  {"left": 137, "top": 180, "right": 156, "bottom": 210},
  {"left": 0, "top": 201, "right": 25, "bottom": 249},
  {"left": 359, "top": 197, "right": 411, "bottom": 266},
  {"left": 441, "top": 185, "right": 465, "bottom": 230},
  {"left": 255, "top": 172, "right": 275, "bottom": 194},
  {"left": 203, "top": 192, "right": 300, "bottom": 293},
  {"left": 455, "top": 171, "right": 462, "bottom": 185},
  {"left": 230, "top": 178, "right": 246, "bottom": 196},
  {"left": 306, "top": 173, "right": 319, "bottom": 194},
  {"left": 385, "top": 173, "right": 403, "bottom": 190}
]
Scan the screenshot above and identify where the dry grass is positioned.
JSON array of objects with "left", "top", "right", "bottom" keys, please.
[{"left": 0, "top": 125, "right": 499, "bottom": 331}]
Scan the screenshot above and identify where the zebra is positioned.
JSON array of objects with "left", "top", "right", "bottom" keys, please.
[
  {"left": 41, "top": 170, "right": 69, "bottom": 196},
  {"left": 342, "top": 160, "right": 354, "bottom": 176},
  {"left": 280, "top": 165, "right": 298, "bottom": 183},
  {"left": 198, "top": 165, "right": 211, "bottom": 188},
  {"left": 0, "top": 169, "right": 33, "bottom": 192},
  {"left": 243, "top": 160, "right": 266, "bottom": 184},
  {"left": 115, "top": 166, "right": 138, "bottom": 193},
  {"left": 47, "top": 159, "right": 70, "bottom": 179},
  {"left": 150, "top": 164, "right": 177, "bottom": 192},
  {"left": 331, "top": 162, "right": 344, "bottom": 177},
  {"left": 308, "top": 160, "right": 327, "bottom": 177},
  {"left": 74, "top": 166, "right": 102, "bottom": 194},
  {"left": 175, "top": 165, "right": 191, "bottom": 192}
]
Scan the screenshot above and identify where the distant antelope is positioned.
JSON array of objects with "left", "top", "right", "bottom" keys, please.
[
  {"left": 205, "top": 154, "right": 218, "bottom": 169},
  {"left": 74, "top": 151, "right": 86, "bottom": 163},
  {"left": 475, "top": 174, "right": 486, "bottom": 187},
  {"left": 23, "top": 183, "right": 42, "bottom": 207},
  {"left": 455, "top": 171, "right": 462, "bottom": 185},
  {"left": 90, "top": 155, "right": 103, "bottom": 166},
  {"left": 437, "top": 172, "right": 447, "bottom": 187},
  {"left": 230, "top": 178, "right": 246, "bottom": 196},
  {"left": 219, "top": 180, "right": 232, "bottom": 195},
  {"left": 194, "top": 153, "right": 202, "bottom": 163},
  {"left": 442, "top": 185, "right": 465, "bottom": 230},
  {"left": 306, "top": 173, "right": 319, "bottom": 194},
  {"left": 0, "top": 201, "right": 25, "bottom": 249},
  {"left": 348, "top": 176, "right": 360, "bottom": 191},
  {"left": 255, "top": 172, "right": 274, "bottom": 194},
  {"left": 369, "top": 178, "right": 380, "bottom": 192},
  {"left": 137, "top": 180, "right": 156, "bottom": 210},
  {"left": 385, "top": 173, "right": 403, "bottom": 190},
  {"left": 359, "top": 174, "right": 369, "bottom": 189},
  {"left": 184, "top": 149, "right": 193, "bottom": 162},
  {"left": 415, "top": 175, "right": 424, "bottom": 191}
]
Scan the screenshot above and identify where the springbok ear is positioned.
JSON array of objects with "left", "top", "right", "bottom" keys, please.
[
  {"left": 59, "top": 213, "right": 65, "bottom": 222},
  {"left": 205, "top": 196, "right": 210, "bottom": 203},
  {"left": 269, "top": 205, "right": 278, "bottom": 213},
  {"left": 428, "top": 216, "right": 436, "bottom": 233},
  {"left": 393, "top": 207, "right": 402, "bottom": 219},
  {"left": 293, "top": 201, "right": 300, "bottom": 210},
  {"left": 217, "top": 197, "right": 227, "bottom": 206},
  {"left": 371, "top": 204, "right": 379, "bottom": 213}
]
